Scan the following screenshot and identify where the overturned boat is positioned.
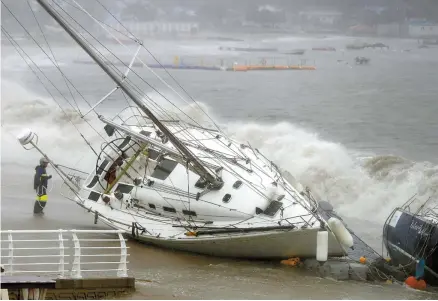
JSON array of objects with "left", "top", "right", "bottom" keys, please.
[{"left": 15, "top": 0, "right": 354, "bottom": 259}]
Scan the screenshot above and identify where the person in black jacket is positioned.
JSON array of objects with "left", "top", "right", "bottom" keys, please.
[{"left": 33, "top": 157, "right": 52, "bottom": 214}]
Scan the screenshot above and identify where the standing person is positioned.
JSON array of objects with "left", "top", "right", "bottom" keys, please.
[{"left": 33, "top": 157, "right": 52, "bottom": 214}]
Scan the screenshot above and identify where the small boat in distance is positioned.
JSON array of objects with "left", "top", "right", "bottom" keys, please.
[
  {"left": 283, "top": 49, "right": 306, "bottom": 55},
  {"left": 312, "top": 47, "right": 336, "bottom": 52}
]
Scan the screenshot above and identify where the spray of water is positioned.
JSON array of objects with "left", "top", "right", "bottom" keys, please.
[
  {"left": 227, "top": 122, "right": 438, "bottom": 222},
  {"left": 1, "top": 80, "right": 104, "bottom": 171},
  {"left": 140, "top": 89, "right": 438, "bottom": 225}
]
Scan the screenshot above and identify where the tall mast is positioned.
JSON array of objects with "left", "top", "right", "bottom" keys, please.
[{"left": 36, "top": 0, "right": 223, "bottom": 189}]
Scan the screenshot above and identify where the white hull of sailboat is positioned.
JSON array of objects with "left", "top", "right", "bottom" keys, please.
[
  {"left": 131, "top": 228, "right": 345, "bottom": 259},
  {"left": 85, "top": 206, "right": 346, "bottom": 259}
]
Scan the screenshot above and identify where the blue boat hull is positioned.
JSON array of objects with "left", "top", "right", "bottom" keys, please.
[{"left": 383, "top": 208, "right": 438, "bottom": 285}]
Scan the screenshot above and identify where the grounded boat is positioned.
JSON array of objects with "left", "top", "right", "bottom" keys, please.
[
  {"left": 383, "top": 196, "right": 438, "bottom": 285},
  {"left": 14, "top": 0, "right": 354, "bottom": 259}
]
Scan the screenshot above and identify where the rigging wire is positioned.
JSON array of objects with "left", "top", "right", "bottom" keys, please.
[
  {"left": 5, "top": 0, "right": 319, "bottom": 227},
  {"left": 1, "top": 1, "right": 114, "bottom": 155},
  {"left": 72, "top": 0, "right": 223, "bottom": 133},
  {"left": 48, "top": 0, "right": 258, "bottom": 184},
  {"left": 48, "top": 0, "right": 214, "bottom": 159},
  {"left": 1, "top": 1, "right": 93, "bottom": 115},
  {"left": 39, "top": 0, "right": 270, "bottom": 188},
  {"left": 26, "top": 0, "right": 82, "bottom": 115},
  {"left": 1, "top": 26, "right": 98, "bottom": 157},
  {"left": 56, "top": 0, "right": 250, "bottom": 164},
  {"left": 48, "top": 3, "right": 234, "bottom": 178}
]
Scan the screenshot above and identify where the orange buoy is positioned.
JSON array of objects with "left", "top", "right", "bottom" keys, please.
[
  {"left": 359, "top": 256, "right": 367, "bottom": 264},
  {"left": 405, "top": 276, "right": 418, "bottom": 289},
  {"left": 417, "top": 279, "right": 427, "bottom": 290},
  {"left": 281, "top": 257, "right": 301, "bottom": 267},
  {"left": 184, "top": 231, "right": 198, "bottom": 237}
]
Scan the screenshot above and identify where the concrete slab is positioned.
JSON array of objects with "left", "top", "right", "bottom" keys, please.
[
  {"left": 348, "top": 262, "right": 369, "bottom": 281},
  {"left": 56, "top": 277, "right": 136, "bottom": 289},
  {"left": 318, "top": 261, "right": 350, "bottom": 281},
  {"left": 302, "top": 258, "right": 371, "bottom": 282},
  {"left": 303, "top": 258, "right": 321, "bottom": 271}
]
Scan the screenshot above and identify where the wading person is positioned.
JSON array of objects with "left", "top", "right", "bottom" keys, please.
[{"left": 33, "top": 157, "right": 52, "bottom": 214}]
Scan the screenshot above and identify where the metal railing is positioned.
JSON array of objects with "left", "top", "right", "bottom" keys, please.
[
  {"left": 59, "top": 171, "right": 87, "bottom": 202},
  {"left": 0, "top": 230, "right": 129, "bottom": 279}
]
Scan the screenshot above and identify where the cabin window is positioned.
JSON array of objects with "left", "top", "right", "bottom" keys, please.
[
  {"left": 97, "top": 159, "right": 109, "bottom": 175},
  {"left": 104, "top": 124, "right": 115, "bottom": 137},
  {"left": 118, "top": 136, "right": 131, "bottom": 150},
  {"left": 232, "top": 180, "right": 243, "bottom": 189},
  {"left": 150, "top": 159, "right": 178, "bottom": 180},
  {"left": 88, "top": 191, "right": 101, "bottom": 202},
  {"left": 114, "top": 183, "right": 134, "bottom": 194},
  {"left": 222, "top": 193, "right": 231, "bottom": 203},
  {"left": 195, "top": 177, "right": 208, "bottom": 189},
  {"left": 148, "top": 149, "right": 160, "bottom": 161},
  {"left": 140, "top": 130, "right": 151, "bottom": 137},
  {"left": 163, "top": 206, "right": 176, "bottom": 213},
  {"left": 263, "top": 201, "right": 283, "bottom": 217},
  {"left": 86, "top": 176, "right": 99, "bottom": 188},
  {"left": 148, "top": 203, "right": 156, "bottom": 209},
  {"left": 182, "top": 210, "right": 197, "bottom": 217}
]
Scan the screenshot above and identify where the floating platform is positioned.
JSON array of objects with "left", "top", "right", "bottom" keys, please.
[
  {"left": 230, "top": 65, "right": 316, "bottom": 71},
  {"left": 144, "top": 64, "right": 316, "bottom": 72},
  {"left": 74, "top": 58, "right": 316, "bottom": 72},
  {"left": 301, "top": 258, "right": 370, "bottom": 281},
  {"left": 146, "top": 63, "right": 224, "bottom": 71}
]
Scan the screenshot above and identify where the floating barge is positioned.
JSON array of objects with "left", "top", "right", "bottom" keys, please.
[
  {"left": 145, "top": 64, "right": 316, "bottom": 71},
  {"left": 230, "top": 64, "right": 316, "bottom": 71},
  {"left": 74, "top": 55, "right": 316, "bottom": 72}
]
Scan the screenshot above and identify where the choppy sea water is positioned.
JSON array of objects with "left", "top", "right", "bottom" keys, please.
[{"left": 2, "top": 32, "right": 438, "bottom": 299}]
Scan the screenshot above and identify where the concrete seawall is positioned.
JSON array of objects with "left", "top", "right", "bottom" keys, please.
[{"left": 4, "top": 277, "right": 135, "bottom": 300}]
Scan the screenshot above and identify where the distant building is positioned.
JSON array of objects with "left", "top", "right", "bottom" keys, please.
[
  {"left": 348, "top": 24, "right": 377, "bottom": 35},
  {"left": 244, "top": 4, "right": 287, "bottom": 28},
  {"left": 109, "top": 22, "right": 200, "bottom": 38},
  {"left": 299, "top": 8, "right": 343, "bottom": 25},
  {"left": 408, "top": 20, "right": 438, "bottom": 38},
  {"left": 377, "top": 23, "right": 401, "bottom": 37}
]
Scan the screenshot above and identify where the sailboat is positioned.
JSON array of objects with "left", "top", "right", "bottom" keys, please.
[
  {"left": 383, "top": 196, "right": 438, "bottom": 284},
  {"left": 15, "top": 0, "right": 353, "bottom": 259}
]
